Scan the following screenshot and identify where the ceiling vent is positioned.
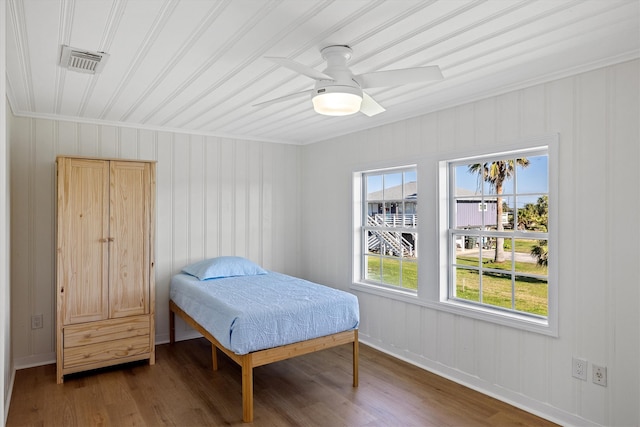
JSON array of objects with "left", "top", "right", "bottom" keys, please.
[{"left": 60, "top": 45, "right": 110, "bottom": 74}]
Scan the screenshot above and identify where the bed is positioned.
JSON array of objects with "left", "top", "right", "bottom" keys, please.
[{"left": 168, "top": 256, "right": 360, "bottom": 423}]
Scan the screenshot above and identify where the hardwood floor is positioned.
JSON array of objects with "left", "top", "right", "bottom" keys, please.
[{"left": 7, "top": 338, "right": 557, "bottom": 426}]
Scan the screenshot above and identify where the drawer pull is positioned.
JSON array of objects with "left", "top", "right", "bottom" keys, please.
[
  {"left": 127, "top": 326, "right": 133, "bottom": 331},
  {"left": 84, "top": 333, "right": 91, "bottom": 339},
  {"left": 83, "top": 354, "right": 90, "bottom": 359},
  {"left": 127, "top": 345, "right": 133, "bottom": 351}
]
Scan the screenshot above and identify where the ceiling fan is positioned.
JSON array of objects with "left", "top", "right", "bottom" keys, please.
[{"left": 255, "top": 45, "right": 443, "bottom": 117}]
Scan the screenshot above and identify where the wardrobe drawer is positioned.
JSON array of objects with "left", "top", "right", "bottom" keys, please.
[
  {"left": 63, "top": 335, "right": 150, "bottom": 369},
  {"left": 64, "top": 316, "right": 150, "bottom": 348}
]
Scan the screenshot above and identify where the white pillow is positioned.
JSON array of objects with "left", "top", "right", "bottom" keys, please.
[{"left": 182, "top": 256, "right": 267, "bottom": 281}]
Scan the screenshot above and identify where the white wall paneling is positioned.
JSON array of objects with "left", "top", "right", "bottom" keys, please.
[
  {"left": 300, "top": 60, "right": 639, "bottom": 426},
  {"left": 7, "top": 57, "right": 639, "bottom": 426},
  {"left": 2, "top": 0, "right": 12, "bottom": 422},
  {"left": 608, "top": 60, "right": 640, "bottom": 425},
  {"left": 9, "top": 119, "right": 301, "bottom": 360}
]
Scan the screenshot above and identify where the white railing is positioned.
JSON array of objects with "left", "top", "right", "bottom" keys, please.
[
  {"left": 366, "top": 215, "right": 416, "bottom": 257},
  {"left": 371, "top": 213, "right": 417, "bottom": 227}
]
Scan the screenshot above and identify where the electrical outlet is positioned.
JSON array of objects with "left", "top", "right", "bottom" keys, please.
[
  {"left": 572, "top": 357, "right": 587, "bottom": 380},
  {"left": 593, "top": 364, "right": 607, "bottom": 386},
  {"left": 31, "top": 314, "right": 43, "bottom": 329}
]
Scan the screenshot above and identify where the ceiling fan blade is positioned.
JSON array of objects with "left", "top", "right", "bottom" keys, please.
[
  {"left": 360, "top": 92, "right": 385, "bottom": 117},
  {"left": 265, "top": 57, "right": 334, "bottom": 81},
  {"left": 356, "top": 66, "right": 443, "bottom": 89},
  {"left": 252, "top": 89, "right": 312, "bottom": 107}
]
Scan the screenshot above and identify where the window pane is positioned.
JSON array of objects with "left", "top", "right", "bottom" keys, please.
[
  {"left": 403, "top": 232, "right": 417, "bottom": 257},
  {"left": 513, "top": 238, "right": 548, "bottom": 274},
  {"left": 516, "top": 196, "right": 548, "bottom": 232},
  {"left": 366, "top": 231, "right": 384, "bottom": 255},
  {"left": 381, "top": 258, "right": 400, "bottom": 286},
  {"left": 401, "top": 260, "right": 418, "bottom": 290},
  {"left": 387, "top": 202, "right": 403, "bottom": 227},
  {"left": 384, "top": 172, "right": 403, "bottom": 198},
  {"left": 405, "top": 201, "right": 417, "bottom": 216},
  {"left": 456, "top": 238, "right": 481, "bottom": 265},
  {"left": 517, "top": 155, "right": 548, "bottom": 193},
  {"left": 455, "top": 199, "right": 484, "bottom": 230},
  {"left": 483, "top": 237, "right": 513, "bottom": 272},
  {"left": 368, "top": 202, "right": 380, "bottom": 216},
  {"left": 404, "top": 170, "right": 417, "bottom": 188},
  {"left": 366, "top": 175, "right": 383, "bottom": 200},
  {"left": 373, "top": 231, "right": 405, "bottom": 256},
  {"left": 482, "top": 161, "right": 515, "bottom": 196},
  {"left": 455, "top": 165, "right": 482, "bottom": 197},
  {"left": 501, "top": 197, "right": 516, "bottom": 230},
  {"left": 480, "top": 199, "right": 499, "bottom": 229},
  {"left": 515, "top": 275, "right": 548, "bottom": 316},
  {"left": 480, "top": 271, "right": 513, "bottom": 310},
  {"left": 364, "top": 255, "right": 381, "bottom": 281},
  {"left": 454, "top": 266, "right": 480, "bottom": 302}
]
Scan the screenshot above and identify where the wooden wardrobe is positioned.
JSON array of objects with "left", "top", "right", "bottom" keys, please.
[{"left": 56, "top": 156, "right": 156, "bottom": 384}]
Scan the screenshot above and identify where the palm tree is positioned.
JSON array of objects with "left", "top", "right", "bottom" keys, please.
[
  {"left": 518, "top": 195, "right": 548, "bottom": 232},
  {"left": 530, "top": 240, "right": 548, "bottom": 267},
  {"left": 468, "top": 159, "right": 530, "bottom": 262},
  {"left": 528, "top": 196, "right": 548, "bottom": 266}
]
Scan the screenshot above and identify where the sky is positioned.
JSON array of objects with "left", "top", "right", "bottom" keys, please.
[
  {"left": 366, "top": 169, "right": 415, "bottom": 194},
  {"left": 366, "top": 154, "right": 548, "bottom": 209},
  {"left": 455, "top": 155, "right": 548, "bottom": 208}
]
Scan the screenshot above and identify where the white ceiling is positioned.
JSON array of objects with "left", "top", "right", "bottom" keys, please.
[{"left": 6, "top": 0, "right": 639, "bottom": 145}]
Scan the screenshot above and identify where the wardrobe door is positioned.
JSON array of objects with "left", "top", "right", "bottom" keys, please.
[
  {"left": 57, "top": 158, "right": 110, "bottom": 325},
  {"left": 108, "top": 161, "right": 151, "bottom": 319}
]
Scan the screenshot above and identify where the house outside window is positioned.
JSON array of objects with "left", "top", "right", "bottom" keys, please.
[
  {"left": 361, "top": 167, "right": 418, "bottom": 291},
  {"left": 446, "top": 147, "right": 550, "bottom": 321}
]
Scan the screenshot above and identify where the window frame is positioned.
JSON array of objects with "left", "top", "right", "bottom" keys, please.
[
  {"left": 354, "top": 165, "right": 419, "bottom": 293},
  {"left": 438, "top": 135, "right": 558, "bottom": 336}
]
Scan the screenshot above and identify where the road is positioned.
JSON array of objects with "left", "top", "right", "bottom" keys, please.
[{"left": 457, "top": 247, "right": 538, "bottom": 263}]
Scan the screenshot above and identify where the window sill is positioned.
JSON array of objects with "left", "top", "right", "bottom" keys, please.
[
  {"left": 350, "top": 282, "right": 557, "bottom": 337},
  {"left": 350, "top": 281, "right": 419, "bottom": 302},
  {"left": 437, "top": 299, "right": 557, "bottom": 337}
]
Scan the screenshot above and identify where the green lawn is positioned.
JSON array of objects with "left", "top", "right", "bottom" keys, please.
[
  {"left": 366, "top": 257, "right": 418, "bottom": 291},
  {"left": 505, "top": 238, "right": 547, "bottom": 258},
  {"left": 455, "top": 255, "right": 548, "bottom": 316},
  {"left": 366, "top": 241, "right": 548, "bottom": 316}
]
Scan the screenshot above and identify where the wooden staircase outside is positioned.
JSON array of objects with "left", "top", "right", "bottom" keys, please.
[{"left": 366, "top": 214, "right": 416, "bottom": 257}]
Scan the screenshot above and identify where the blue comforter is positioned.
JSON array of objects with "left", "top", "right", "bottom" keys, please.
[{"left": 170, "top": 271, "right": 360, "bottom": 355}]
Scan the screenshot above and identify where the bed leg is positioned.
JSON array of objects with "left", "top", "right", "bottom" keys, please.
[
  {"left": 211, "top": 345, "right": 218, "bottom": 371},
  {"left": 169, "top": 306, "right": 175, "bottom": 344},
  {"left": 241, "top": 355, "right": 254, "bottom": 423},
  {"left": 353, "top": 330, "right": 359, "bottom": 387}
]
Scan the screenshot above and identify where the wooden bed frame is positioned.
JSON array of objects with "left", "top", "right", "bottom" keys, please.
[{"left": 169, "top": 300, "right": 359, "bottom": 423}]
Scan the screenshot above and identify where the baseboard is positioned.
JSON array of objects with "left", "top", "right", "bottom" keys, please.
[
  {"left": 11, "top": 331, "right": 204, "bottom": 371},
  {"left": 358, "top": 337, "right": 600, "bottom": 427},
  {"left": 155, "top": 330, "right": 202, "bottom": 345},
  {"left": 13, "top": 352, "right": 55, "bottom": 370}
]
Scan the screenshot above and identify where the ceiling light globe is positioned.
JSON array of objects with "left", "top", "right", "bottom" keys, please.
[{"left": 312, "top": 86, "right": 363, "bottom": 116}]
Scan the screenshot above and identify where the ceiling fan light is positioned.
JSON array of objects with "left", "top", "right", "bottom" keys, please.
[{"left": 312, "top": 86, "right": 362, "bottom": 116}]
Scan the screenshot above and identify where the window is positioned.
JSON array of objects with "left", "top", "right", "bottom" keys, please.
[
  {"left": 447, "top": 147, "right": 550, "bottom": 321},
  {"left": 360, "top": 167, "right": 418, "bottom": 291}
]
